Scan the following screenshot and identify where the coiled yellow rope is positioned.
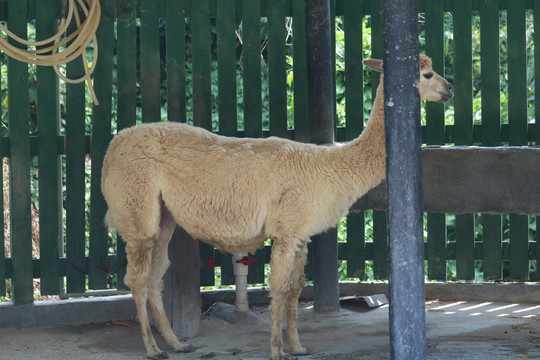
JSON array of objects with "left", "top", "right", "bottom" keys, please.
[{"left": 0, "top": 0, "right": 101, "bottom": 105}]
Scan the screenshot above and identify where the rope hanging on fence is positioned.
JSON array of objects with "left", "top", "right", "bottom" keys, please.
[{"left": 0, "top": 0, "right": 101, "bottom": 105}]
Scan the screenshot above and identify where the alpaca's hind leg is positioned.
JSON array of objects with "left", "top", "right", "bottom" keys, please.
[
  {"left": 285, "top": 243, "right": 309, "bottom": 356},
  {"left": 268, "top": 238, "right": 304, "bottom": 360},
  {"left": 125, "top": 242, "right": 168, "bottom": 360},
  {"left": 147, "top": 206, "right": 194, "bottom": 353}
]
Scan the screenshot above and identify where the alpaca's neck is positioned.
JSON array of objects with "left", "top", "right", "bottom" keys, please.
[{"left": 337, "top": 77, "right": 387, "bottom": 198}]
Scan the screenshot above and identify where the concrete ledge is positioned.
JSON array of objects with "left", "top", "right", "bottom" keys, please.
[
  {"left": 1, "top": 283, "right": 538, "bottom": 330},
  {"left": 352, "top": 146, "right": 540, "bottom": 216},
  {"left": 0, "top": 295, "right": 136, "bottom": 329}
]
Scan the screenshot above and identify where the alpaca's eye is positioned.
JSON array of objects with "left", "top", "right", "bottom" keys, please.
[{"left": 423, "top": 72, "right": 434, "bottom": 79}]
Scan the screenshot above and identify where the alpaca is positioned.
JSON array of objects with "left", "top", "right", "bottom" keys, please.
[{"left": 101, "top": 54, "right": 452, "bottom": 360}]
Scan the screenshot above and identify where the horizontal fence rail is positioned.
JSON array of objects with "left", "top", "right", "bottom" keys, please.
[{"left": 0, "top": 0, "right": 538, "bottom": 305}]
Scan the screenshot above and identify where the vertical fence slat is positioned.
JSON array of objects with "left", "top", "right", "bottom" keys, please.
[
  {"left": 166, "top": 0, "right": 187, "bottom": 124},
  {"left": 140, "top": 0, "right": 161, "bottom": 123},
  {"left": 7, "top": 0, "right": 33, "bottom": 305},
  {"left": 424, "top": 0, "right": 449, "bottom": 281},
  {"left": 115, "top": 0, "right": 138, "bottom": 290},
  {"left": 535, "top": 0, "right": 540, "bottom": 280},
  {"left": 241, "top": 0, "right": 263, "bottom": 138},
  {"left": 36, "top": 0, "right": 61, "bottom": 295},
  {"left": 507, "top": 1, "right": 529, "bottom": 281},
  {"left": 89, "top": 0, "right": 114, "bottom": 290},
  {"left": 192, "top": 0, "right": 215, "bottom": 286},
  {"left": 369, "top": 0, "right": 387, "bottom": 280},
  {"left": 217, "top": 0, "right": 237, "bottom": 137},
  {"left": 65, "top": 38, "right": 88, "bottom": 295},
  {"left": 267, "top": 0, "right": 288, "bottom": 137},
  {"left": 192, "top": 0, "right": 212, "bottom": 129},
  {"left": 241, "top": 0, "right": 265, "bottom": 283},
  {"left": 292, "top": 0, "right": 309, "bottom": 142},
  {"left": 453, "top": 0, "right": 475, "bottom": 280},
  {"left": 215, "top": 0, "right": 236, "bottom": 286},
  {"left": 344, "top": 0, "right": 363, "bottom": 140},
  {"left": 480, "top": 0, "right": 502, "bottom": 280},
  {"left": 427, "top": 216, "right": 446, "bottom": 280},
  {"left": 344, "top": 0, "right": 365, "bottom": 279}
]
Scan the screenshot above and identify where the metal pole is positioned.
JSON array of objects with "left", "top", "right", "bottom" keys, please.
[
  {"left": 305, "top": 0, "right": 340, "bottom": 312},
  {"left": 381, "top": 0, "right": 426, "bottom": 359}
]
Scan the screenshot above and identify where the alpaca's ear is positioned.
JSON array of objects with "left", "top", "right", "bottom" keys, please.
[{"left": 363, "top": 59, "right": 383, "bottom": 72}]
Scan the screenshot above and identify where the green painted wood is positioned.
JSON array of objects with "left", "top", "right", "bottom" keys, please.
[
  {"left": 241, "top": 0, "right": 263, "bottom": 138},
  {"left": 217, "top": 0, "right": 237, "bottom": 136},
  {"left": 239, "top": 0, "right": 265, "bottom": 282},
  {"left": 480, "top": 0, "right": 503, "bottom": 281},
  {"left": 369, "top": 0, "right": 386, "bottom": 280},
  {"left": 509, "top": 214, "right": 530, "bottom": 280},
  {"left": 424, "top": 0, "right": 445, "bottom": 145},
  {"left": 537, "top": 1, "right": 540, "bottom": 281},
  {"left": 424, "top": 0, "right": 449, "bottom": 281},
  {"left": 482, "top": 214, "right": 502, "bottom": 280},
  {"left": 455, "top": 214, "right": 475, "bottom": 280},
  {"left": 36, "top": 0, "right": 61, "bottom": 295},
  {"left": 140, "top": 0, "right": 161, "bottom": 123},
  {"left": 116, "top": 0, "right": 138, "bottom": 130},
  {"left": 7, "top": 0, "right": 33, "bottom": 305},
  {"left": 452, "top": 1, "right": 475, "bottom": 281},
  {"left": 192, "top": 0, "right": 212, "bottom": 130},
  {"left": 166, "top": 0, "right": 187, "bottom": 124},
  {"left": 453, "top": 0, "right": 473, "bottom": 145},
  {"left": 115, "top": 0, "right": 138, "bottom": 290},
  {"left": 536, "top": 0, "right": 540, "bottom": 147},
  {"left": 343, "top": 0, "right": 365, "bottom": 280},
  {"left": 65, "top": 21, "right": 88, "bottom": 295},
  {"left": 246, "top": 248, "right": 265, "bottom": 284},
  {"left": 507, "top": 1, "right": 529, "bottom": 281},
  {"left": 267, "top": 0, "right": 288, "bottom": 137},
  {"left": 344, "top": 0, "right": 364, "bottom": 141},
  {"left": 427, "top": 213, "right": 446, "bottom": 280},
  {"left": 192, "top": 0, "right": 215, "bottom": 286},
  {"left": 480, "top": 0, "right": 501, "bottom": 146},
  {"left": 507, "top": 0, "right": 528, "bottom": 147},
  {"left": 372, "top": 210, "right": 387, "bottom": 280},
  {"left": 89, "top": 0, "right": 115, "bottom": 290},
  {"left": 346, "top": 213, "right": 365, "bottom": 278},
  {"left": 221, "top": 252, "right": 235, "bottom": 286},
  {"left": 291, "top": 0, "right": 309, "bottom": 142}
]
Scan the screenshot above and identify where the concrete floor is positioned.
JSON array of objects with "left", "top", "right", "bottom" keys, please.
[{"left": 0, "top": 299, "right": 539, "bottom": 359}]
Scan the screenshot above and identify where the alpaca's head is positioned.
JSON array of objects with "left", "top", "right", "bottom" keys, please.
[{"left": 363, "top": 54, "right": 453, "bottom": 104}]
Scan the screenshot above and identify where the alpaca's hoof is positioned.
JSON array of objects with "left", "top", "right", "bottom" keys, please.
[
  {"left": 147, "top": 351, "right": 169, "bottom": 360},
  {"left": 291, "top": 346, "right": 310, "bottom": 356},
  {"left": 175, "top": 344, "right": 196, "bottom": 353}
]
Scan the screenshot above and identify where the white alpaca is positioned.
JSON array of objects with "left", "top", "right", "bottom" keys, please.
[{"left": 101, "top": 55, "right": 452, "bottom": 360}]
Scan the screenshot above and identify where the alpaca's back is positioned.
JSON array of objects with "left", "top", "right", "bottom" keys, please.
[{"left": 101, "top": 122, "right": 309, "bottom": 253}]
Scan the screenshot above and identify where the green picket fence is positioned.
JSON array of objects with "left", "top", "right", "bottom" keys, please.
[{"left": 0, "top": 0, "right": 538, "bottom": 305}]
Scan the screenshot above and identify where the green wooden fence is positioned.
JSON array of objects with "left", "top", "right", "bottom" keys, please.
[{"left": 0, "top": 0, "right": 538, "bottom": 305}]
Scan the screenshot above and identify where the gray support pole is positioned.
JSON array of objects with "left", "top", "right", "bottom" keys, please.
[
  {"left": 381, "top": 1, "right": 426, "bottom": 359},
  {"left": 305, "top": 0, "right": 340, "bottom": 312}
]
